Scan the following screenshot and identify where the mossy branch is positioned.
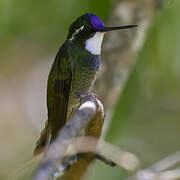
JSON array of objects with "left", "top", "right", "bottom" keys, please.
[{"left": 33, "top": 94, "right": 139, "bottom": 180}]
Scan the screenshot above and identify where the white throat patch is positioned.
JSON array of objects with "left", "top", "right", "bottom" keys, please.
[{"left": 85, "top": 32, "right": 104, "bottom": 55}]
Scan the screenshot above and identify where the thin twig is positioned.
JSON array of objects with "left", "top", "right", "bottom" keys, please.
[
  {"left": 156, "top": 167, "right": 180, "bottom": 180},
  {"left": 126, "top": 151, "right": 180, "bottom": 180},
  {"left": 148, "top": 151, "right": 180, "bottom": 172}
]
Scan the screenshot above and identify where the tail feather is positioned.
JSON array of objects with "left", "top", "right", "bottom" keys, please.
[{"left": 33, "top": 120, "right": 51, "bottom": 155}]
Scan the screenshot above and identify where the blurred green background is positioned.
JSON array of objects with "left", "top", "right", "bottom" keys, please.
[{"left": 0, "top": 0, "right": 180, "bottom": 179}]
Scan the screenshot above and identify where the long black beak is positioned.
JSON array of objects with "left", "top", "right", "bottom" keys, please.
[{"left": 100, "top": 25, "right": 137, "bottom": 32}]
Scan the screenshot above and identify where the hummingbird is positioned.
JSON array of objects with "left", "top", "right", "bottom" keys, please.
[{"left": 34, "top": 13, "right": 137, "bottom": 155}]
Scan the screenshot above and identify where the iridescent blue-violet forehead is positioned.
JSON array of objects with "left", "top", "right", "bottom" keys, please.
[{"left": 88, "top": 13, "right": 104, "bottom": 31}]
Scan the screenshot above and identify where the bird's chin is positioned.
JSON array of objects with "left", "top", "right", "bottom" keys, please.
[{"left": 85, "top": 32, "right": 104, "bottom": 55}]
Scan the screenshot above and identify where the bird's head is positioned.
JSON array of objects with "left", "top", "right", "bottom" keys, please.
[{"left": 67, "top": 13, "right": 137, "bottom": 55}]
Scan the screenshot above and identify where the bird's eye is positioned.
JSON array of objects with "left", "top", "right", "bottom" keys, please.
[{"left": 84, "top": 26, "right": 94, "bottom": 33}]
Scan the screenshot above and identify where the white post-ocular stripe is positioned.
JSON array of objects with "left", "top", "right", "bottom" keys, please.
[
  {"left": 85, "top": 32, "right": 104, "bottom": 55},
  {"left": 69, "top": 26, "right": 84, "bottom": 41},
  {"left": 79, "top": 101, "right": 96, "bottom": 112}
]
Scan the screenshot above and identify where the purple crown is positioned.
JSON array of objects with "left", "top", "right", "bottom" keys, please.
[{"left": 88, "top": 13, "right": 104, "bottom": 31}]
